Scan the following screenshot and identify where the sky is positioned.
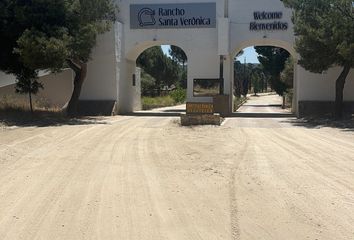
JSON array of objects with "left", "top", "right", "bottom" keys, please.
[
  {"left": 236, "top": 47, "right": 260, "bottom": 64},
  {"left": 161, "top": 45, "right": 260, "bottom": 64}
]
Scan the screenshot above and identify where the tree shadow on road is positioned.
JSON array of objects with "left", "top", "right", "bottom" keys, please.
[
  {"left": 285, "top": 116, "right": 354, "bottom": 132},
  {"left": 0, "top": 109, "right": 108, "bottom": 128}
]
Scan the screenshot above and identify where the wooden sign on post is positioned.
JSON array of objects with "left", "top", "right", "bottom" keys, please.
[{"left": 186, "top": 102, "right": 214, "bottom": 114}]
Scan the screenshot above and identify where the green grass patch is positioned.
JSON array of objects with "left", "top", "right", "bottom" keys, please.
[
  {"left": 142, "top": 88, "right": 187, "bottom": 110},
  {"left": 142, "top": 95, "right": 176, "bottom": 110}
]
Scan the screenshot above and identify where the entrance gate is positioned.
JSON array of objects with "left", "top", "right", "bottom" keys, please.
[{"left": 78, "top": 0, "right": 354, "bottom": 117}]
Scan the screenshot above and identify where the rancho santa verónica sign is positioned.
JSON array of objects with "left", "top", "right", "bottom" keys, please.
[{"left": 130, "top": 3, "right": 216, "bottom": 29}]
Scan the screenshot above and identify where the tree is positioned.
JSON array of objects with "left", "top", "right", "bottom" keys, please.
[
  {"left": 140, "top": 70, "right": 156, "bottom": 96},
  {"left": 14, "top": 68, "right": 43, "bottom": 113},
  {"left": 1, "top": 0, "right": 117, "bottom": 116},
  {"left": 283, "top": 0, "right": 354, "bottom": 118},
  {"left": 169, "top": 45, "right": 187, "bottom": 88},
  {"left": 233, "top": 50, "right": 246, "bottom": 97},
  {"left": 169, "top": 45, "right": 187, "bottom": 68},
  {"left": 281, "top": 57, "right": 295, "bottom": 88},
  {"left": 162, "top": 57, "right": 180, "bottom": 87},
  {"left": 137, "top": 46, "right": 182, "bottom": 95},
  {"left": 251, "top": 68, "right": 262, "bottom": 96},
  {"left": 0, "top": 0, "right": 49, "bottom": 111},
  {"left": 255, "top": 46, "right": 290, "bottom": 96},
  {"left": 234, "top": 61, "right": 259, "bottom": 97},
  {"left": 137, "top": 46, "right": 166, "bottom": 95}
]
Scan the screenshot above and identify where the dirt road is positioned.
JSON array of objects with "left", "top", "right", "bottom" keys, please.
[
  {"left": 237, "top": 93, "right": 291, "bottom": 114},
  {"left": 1, "top": 113, "right": 354, "bottom": 239}
]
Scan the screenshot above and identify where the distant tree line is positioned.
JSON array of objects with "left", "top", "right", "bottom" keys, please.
[
  {"left": 234, "top": 46, "right": 294, "bottom": 98},
  {"left": 137, "top": 46, "right": 187, "bottom": 97}
]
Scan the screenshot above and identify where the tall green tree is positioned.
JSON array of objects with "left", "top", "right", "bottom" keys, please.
[
  {"left": 255, "top": 46, "right": 290, "bottom": 96},
  {"left": 251, "top": 68, "right": 263, "bottom": 96},
  {"left": 137, "top": 46, "right": 166, "bottom": 95},
  {"left": 137, "top": 46, "right": 181, "bottom": 95},
  {"left": 1, "top": 0, "right": 117, "bottom": 116},
  {"left": 169, "top": 45, "right": 187, "bottom": 68},
  {"left": 233, "top": 50, "right": 246, "bottom": 97},
  {"left": 234, "top": 60, "right": 243, "bottom": 97},
  {"left": 234, "top": 61, "right": 260, "bottom": 97},
  {"left": 0, "top": 0, "right": 51, "bottom": 111},
  {"left": 169, "top": 45, "right": 187, "bottom": 88},
  {"left": 283, "top": 0, "right": 354, "bottom": 118},
  {"left": 281, "top": 57, "right": 295, "bottom": 88}
]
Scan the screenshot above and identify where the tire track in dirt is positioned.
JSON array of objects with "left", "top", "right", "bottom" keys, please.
[
  {"left": 0, "top": 118, "right": 141, "bottom": 240},
  {"left": 1, "top": 113, "right": 354, "bottom": 239},
  {"left": 269, "top": 129, "right": 354, "bottom": 192},
  {"left": 248, "top": 127, "right": 354, "bottom": 239},
  {"left": 227, "top": 128, "right": 250, "bottom": 240}
]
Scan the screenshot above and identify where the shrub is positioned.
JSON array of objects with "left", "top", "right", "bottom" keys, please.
[
  {"left": 170, "top": 88, "right": 186, "bottom": 104},
  {"left": 285, "top": 89, "right": 293, "bottom": 108}
]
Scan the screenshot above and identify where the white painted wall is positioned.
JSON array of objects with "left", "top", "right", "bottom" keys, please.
[
  {"left": 0, "top": 72, "right": 16, "bottom": 87},
  {"left": 298, "top": 66, "right": 354, "bottom": 101},
  {"left": 229, "top": 0, "right": 295, "bottom": 56},
  {"left": 119, "top": 0, "right": 224, "bottom": 107},
  {"left": 98, "top": 0, "right": 352, "bottom": 114},
  {"left": 133, "top": 67, "right": 142, "bottom": 111},
  {"left": 109, "top": 0, "right": 300, "bottom": 113},
  {"left": 80, "top": 27, "right": 119, "bottom": 101},
  {"left": 0, "top": 69, "right": 73, "bottom": 108}
]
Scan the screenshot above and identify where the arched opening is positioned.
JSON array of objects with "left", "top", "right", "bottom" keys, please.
[
  {"left": 134, "top": 45, "right": 188, "bottom": 112},
  {"left": 232, "top": 44, "right": 296, "bottom": 115}
]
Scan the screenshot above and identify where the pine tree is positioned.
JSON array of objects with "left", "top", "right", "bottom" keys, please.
[{"left": 283, "top": 0, "right": 354, "bottom": 118}]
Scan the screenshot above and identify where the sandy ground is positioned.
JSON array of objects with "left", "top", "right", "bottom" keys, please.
[
  {"left": 1, "top": 99, "right": 354, "bottom": 239},
  {"left": 237, "top": 93, "right": 291, "bottom": 114}
]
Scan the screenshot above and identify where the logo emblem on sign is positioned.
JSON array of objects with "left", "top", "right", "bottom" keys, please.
[{"left": 138, "top": 8, "right": 156, "bottom": 27}]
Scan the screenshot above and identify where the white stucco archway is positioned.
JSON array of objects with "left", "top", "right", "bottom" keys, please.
[
  {"left": 231, "top": 38, "right": 296, "bottom": 59},
  {"left": 126, "top": 41, "right": 190, "bottom": 62},
  {"left": 229, "top": 38, "right": 298, "bottom": 113},
  {"left": 76, "top": 0, "right": 354, "bottom": 116},
  {"left": 121, "top": 41, "right": 189, "bottom": 112}
]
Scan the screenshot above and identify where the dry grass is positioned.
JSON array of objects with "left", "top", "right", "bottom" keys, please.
[
  {"left": 0, "top": 95, "right": 67, "bottom": 127},
  {"left": 0, "top": 95, "right": 62, "bottom": 112},
  {"left": 0, "top": 95, "right": 108, "bottom": 128}
]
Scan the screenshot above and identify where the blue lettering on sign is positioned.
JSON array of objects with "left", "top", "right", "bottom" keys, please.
[
  {"left": 159, "top": 18, "right": 179, "bottom": 26},
  {"left": 156, "top": 8, "right": 211, "bottom": 27},
  {"left": 158, "top": 8, "right": 185, "bottom": 16},
  {"left": 180, "top": 17, "right": 211, "bottom": 26}
]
